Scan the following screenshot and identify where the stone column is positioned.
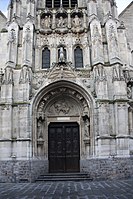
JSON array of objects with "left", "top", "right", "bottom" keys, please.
[
  {"left": 0, "top": 68, "right": 14, "bottom": 155},
  {"left": 112, "top": 64, "right": 129, "bottom": 156},
  {"left": 83, "top": 9, "right": 87, "bottom": 29},
  {"left": 67, "top": 9, "right": 71, "bottom": 29},
  {"left": 96, "top": 101, "right": 111, "bottom": 157},
  {"left": 52, "top": 10, "right": 56, "bottom": 30}
]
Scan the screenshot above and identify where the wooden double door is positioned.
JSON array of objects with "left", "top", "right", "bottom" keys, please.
[{"left": 48, "top": 122, "right": 80, "bottom": 173}]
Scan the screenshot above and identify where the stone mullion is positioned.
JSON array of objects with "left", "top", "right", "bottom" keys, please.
[
  {"left": 69, "top": 0, "right": 71, "bottom": 7},
  {"left": 52, "top": 0, "right": 54, "bottom": 8},
  {"left": 60, "top": 0, "right": 63, "bottom": 7}
]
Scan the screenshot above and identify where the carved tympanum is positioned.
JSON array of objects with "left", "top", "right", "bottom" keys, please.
[{"left": 54, "top": 100, "right": 70, "bottom": 114}]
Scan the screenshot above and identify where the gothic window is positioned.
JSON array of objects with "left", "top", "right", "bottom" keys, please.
[
  {"left": 42, "top": 48, "right": 50, "bottom": 69},
  {"left": 74, "top": 46, "right": 83, "bottom": 68},
  {"left": 46, "top": 0, "right": 78, "bottom": 8},
  {"left": 71, "top": 0, "right": 77, "bottom": 7},
  {"left": 46, "top": 0, "right": 52, "bottom": 8}
]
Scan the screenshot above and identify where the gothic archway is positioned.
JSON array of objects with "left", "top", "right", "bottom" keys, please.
[{"left": 32, "top": 80, "right": 94, "bottom": 172}]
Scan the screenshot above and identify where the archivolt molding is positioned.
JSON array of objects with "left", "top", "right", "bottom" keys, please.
[
  {"left": 32, "top": 80, "right": 95, "bottom": 115},
  {"left": 32, "top": 80, "right": 95, "bottom": 158},
  {"left": 36, "top": 86, "right": 90, "bottom": 118}
]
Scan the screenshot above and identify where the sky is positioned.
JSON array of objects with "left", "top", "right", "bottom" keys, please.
[{"left": 0, "top": 0, "right": 132, "bottom": 17}]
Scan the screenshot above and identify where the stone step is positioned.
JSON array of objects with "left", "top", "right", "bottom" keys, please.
[{"left": 36, "top": 173, "right": 93, "bottom": 182}]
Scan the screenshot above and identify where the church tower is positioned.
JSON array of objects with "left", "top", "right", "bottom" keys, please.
[{"left": 0, "top": 0, "right": 133, "bottom": 182}]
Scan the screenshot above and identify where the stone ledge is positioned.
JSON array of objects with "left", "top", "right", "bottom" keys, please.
[{"left": 0, "top": 138, "right": 31, "bottom": 142}]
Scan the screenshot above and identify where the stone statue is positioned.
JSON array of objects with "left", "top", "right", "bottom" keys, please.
[
  {"left": 72, "top": 15, "right": 81, "bottom": 28},
  {"left": 41, "top": 16, "right": 51, "bottom": 29},
  {"left": 37, "top": 119, "right": 43, "bottom": 139},
  {"left": 57, "top": 16, "right": 66, "bottom": 28},
  {"left": 127, "top": 84, "right": 132, "bottom": 99},
  {"left": 59, "top": 47, "right": 66, "bottom": 63},
  {"left": 84, "top": 117, "right": 90, "bottom": 138}
]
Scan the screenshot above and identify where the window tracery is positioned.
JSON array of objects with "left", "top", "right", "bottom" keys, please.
[
  {"left": 42, "top": 47, "right": 50, "bottom": 69},
  {"left": 46, "top": 0, "right": 78, "bottom": 8},
  {"left": 74, "top": 46, "right": 83, "bottom": 68}
]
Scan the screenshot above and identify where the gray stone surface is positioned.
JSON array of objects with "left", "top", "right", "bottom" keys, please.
[
  {"left": 0, "top": 158, "right": 133, "bottom": 183},
  {"left": 0, "top": 11, "right": 7, "bottom": 31},
  {"left": 0, "top": 0, "right": 133, "bottom": 183},
  {"left": 119, "top": 2, "right": 133, "bottom": 51},
  {"left": 0, "top": 179, "right": 133, "bottom": 199}
]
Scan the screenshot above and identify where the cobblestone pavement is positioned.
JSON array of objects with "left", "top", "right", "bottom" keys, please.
[{"left": 0, "top": 179, "right": 133, "bottom": 199}]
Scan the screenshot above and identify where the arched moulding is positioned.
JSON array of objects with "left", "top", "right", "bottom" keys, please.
[
  {"left": 32, "top": 80, "right": 95, "bottom": 158},
  {"left": 37, "top": 86, "right": 90, "bottom": 117}
]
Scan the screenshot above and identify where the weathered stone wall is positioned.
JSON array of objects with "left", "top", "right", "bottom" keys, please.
[
  {"left": 0, "top": 158, "right": 133, "bottom": 182},
  {"left": 81, "top": 158, "right": 133, "bottom": 180},
  {"left": 119, "top": 3, "right": 133, "bottom": 51},
  {"left": 0, "top": 32, "right": 8, "bottom": 69},
  {"left": 0, "top": 12, "right": 7, "bottom": 31},
  {"left": 0, "top": 0, "right": 133, "bottom": 182}
]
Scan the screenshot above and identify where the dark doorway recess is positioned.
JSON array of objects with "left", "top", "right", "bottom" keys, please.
[{"left": 48, "top": 122, "right": 80, "bottom": 173}]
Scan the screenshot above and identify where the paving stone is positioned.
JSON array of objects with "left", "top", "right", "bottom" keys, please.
[{"left": 0, "top": 179, "right": 133, "bottom": 199}]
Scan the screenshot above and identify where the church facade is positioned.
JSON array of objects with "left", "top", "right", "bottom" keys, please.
[{"left": 0, "top": 0, "right": 133, "bottom": 182}]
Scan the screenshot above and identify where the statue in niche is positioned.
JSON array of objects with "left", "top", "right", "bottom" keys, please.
[
  {"left": 59, "top": 46, "right": 66, "bottom": 63},
  {"left": 127, "top": 84, "right": 132, "bottom": 99},
  {"left": 57, "top": 16, "right": 67, "bottom": 28},
  {"left": 83, "top": 116, "right": 90, "bottom": 138},
  {"left": 37, "top": 119, "right": 43, "bottom": 139},
  {"left": 72, "top": 15, "right": 81, "bottom": 28},
  {"left": 41, "top": 16, "right": 51, "bottom": 29}
]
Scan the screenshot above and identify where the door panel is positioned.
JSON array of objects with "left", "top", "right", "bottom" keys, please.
[{"left": 48, "top": 122, "right": 80, "bottom": 173}]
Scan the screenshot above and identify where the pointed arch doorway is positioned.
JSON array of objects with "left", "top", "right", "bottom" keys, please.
[
  {"left": 32, "top": 80, "right": 94, "bottom": 174},
  {"left": 48, "top": 122, "right": 80, "bottom": 173}
]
